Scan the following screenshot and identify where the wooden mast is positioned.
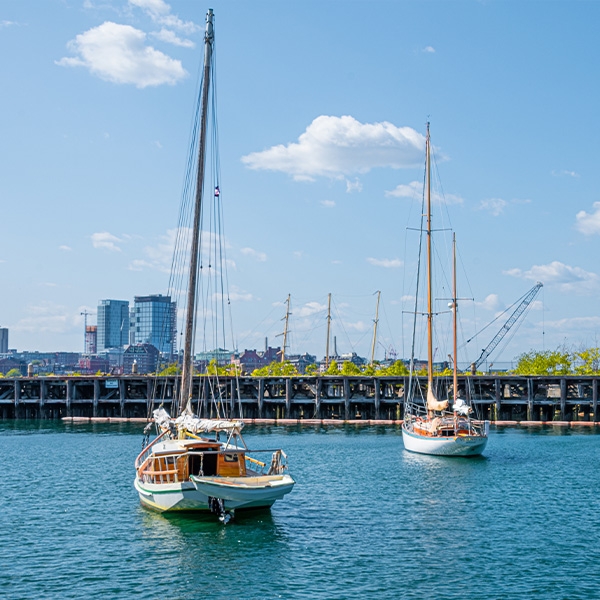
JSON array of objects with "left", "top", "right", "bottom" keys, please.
[
  {"left": 425, "top": 122, "right": 434, "bottom": 395},
  {"left": 452, "top": 233, "right": 458, "bottom": 402},
  {"left": 180, "top": 9, "right": 214, "bottom": 415}
]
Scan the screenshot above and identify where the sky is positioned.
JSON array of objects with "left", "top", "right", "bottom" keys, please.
[{"left": 1, "top": 0, "right": 600, "bottom": 368}]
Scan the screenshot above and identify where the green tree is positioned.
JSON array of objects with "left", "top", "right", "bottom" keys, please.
[
  {"left": 305, "top": 363, "right": 318, "bottom": 376},
  {"left": 573, "top": 347, "right": 600, "bottom": 375},
  {"left": 513, "top": 348, "right": 572, "bottom": 375},
  {"left": 6, "top": 368, "right": 21, "bottom": 377},
  {"left": 341, "top": 361, "right": 362, "bottom": 376},
  {"left": 379, "top": 360, "right": 409, "bottom": 376},
  {"left": 324, "top": 360, "right": 339, "bottom": 375},
  {"left": 157, "top": 363, "right": 181, "bottom": 376},
  {"left": 252, "top": 361, "right": 299, "bottom": 377}
]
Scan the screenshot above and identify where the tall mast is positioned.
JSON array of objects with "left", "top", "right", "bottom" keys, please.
[
  {"left": 325, "top": 293, "right": 332, "bottom": 368},
  {"left": 281, "top": 294, "right": 291, "bottom": 363},
  {"left": 425, "top": 122, "right": 434, "bottom": 392},
  {"left": 452, "top": 233, "right": 458, "bottom": 402},
  {"left": 180, "top": 9, "right": 214, "bottom": 414},
  {"left": 370, "top": 291, "right": 381, "bottom": 366}
]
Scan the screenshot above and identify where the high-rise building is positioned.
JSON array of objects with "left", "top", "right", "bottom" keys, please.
[
  {"left": 97, "top": 300, "right": 129, "bottom": 352},
  {"left": 85, "top": 326, "right": 97, "bottom": 354},
  {"left": 0, "top": 328, "right": 8, "bottom": 354},
  {"left": 131, "top": 295, "right": 177, "bottom": 357}
]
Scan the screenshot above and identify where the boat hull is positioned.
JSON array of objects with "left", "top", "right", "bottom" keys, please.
[
  {"left": 402, "top": 425, "right": 487, "bottom": 457},
  {"left": 134, "top": 474, "right": 295, "bottom": 513}
]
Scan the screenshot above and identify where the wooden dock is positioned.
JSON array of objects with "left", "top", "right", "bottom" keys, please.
[{"left": 1, "top": 373, "right": 599, "bottom": 423}]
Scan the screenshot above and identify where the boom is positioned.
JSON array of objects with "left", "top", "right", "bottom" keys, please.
[{"left": 473, "top": 282, "right": 543, "bottom": 370}]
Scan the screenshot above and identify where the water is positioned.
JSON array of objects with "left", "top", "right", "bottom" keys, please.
[{"left": 1, "top": 422, "right": 600, "bottom": 599}]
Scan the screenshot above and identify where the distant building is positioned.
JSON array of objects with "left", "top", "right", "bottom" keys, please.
[
  {"left": 97, "top": 299, "right": 129, "bottom": 351},
  {"left": 0, "top": 328, "right": 8, "bottom": 354},
  {"left": 287, "top": 353, "right": 317, "bottom": 374},
  {"left": 123, "top": 343, "right": 160, "bottom": 374},
  {"left": 85, "top": 326, "right": 97, "bottom": 355},
  {"left": 78, "top": 356, "right": 110, "bottom": 374},
  {"left": 130, "top": 295, "right": 176, "bottom": 357},
  {"left": 0, "top": 357, "right": 25, "bottom": 375}
]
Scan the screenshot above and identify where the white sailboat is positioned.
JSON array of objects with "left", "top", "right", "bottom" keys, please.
[
  {"left": 401, "top": 123, "right": 489, "bottom": 457},
  {"left": 134, "top": 9, "right": 294, "bottom": 521}
]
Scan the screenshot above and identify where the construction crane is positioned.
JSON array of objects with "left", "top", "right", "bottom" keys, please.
[{"left": 470, "top": 282, "right": 543, "bottom": 371}]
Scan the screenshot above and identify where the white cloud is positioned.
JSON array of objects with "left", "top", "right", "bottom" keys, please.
[
  {"left": 475, "top": 294, "right": 501, "bottom": 312},
  {"left": 423, "top": 46, "right": 436, "bottom": 53},
  {"left": 345, "top": 178, "right": 363, "bottom": 193},
  {"left": 385, "top": 180, "right": 463, "bottom": 204},
  {"left": 56, "top": 22, "right": 187, "bottom": 88},
  {"left": 1, "top": 20, "right": 17, "bottom": 28},
  {"left": 152, "top": 28, "right": 194, "bottom": 48},
  {"left": 321, "top": 200, "right": 336, "bottom": 208},
  {"left": 479, "top": 198, "right": 507, "bottom": 216},
  {"left": 129, "top": 0, "right": 200, "bottom": 34},
  {"left": 12, "top": 303, "right": 72, "bottom": 334},
  {"left": 240, "top": 247, "right": 267, "bottom": 262},
  {"left": 344, "top": 320, "right": 368, "bottom": 332},
  {"left": 59, "top": 245, "right": 72, "bottom": 252},
  {"left": 241, "top": 115, "right": 425, "bottom": 181},
  {"left": 91, "top": 231, "right": 123, "bottom": 252},
  {"left": 575, "top": 202, "right": 600, "bottom": 235},
  {"left": 505, "top": 260, "right": 600, "bottom": 294},
  {"left": 367, "top": 257, "right": 403, "bottom": 268},
  {"left": 296, "top": 302, "right": 327, "bottom": 318},
  {"left": 551, "top": 169, "right": 580, "bottom": 178}
]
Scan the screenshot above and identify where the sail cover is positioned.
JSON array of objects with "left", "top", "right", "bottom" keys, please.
[
  {"left": 153, "top": 407, "right": 245, "bottom": 433},
  {"left": 426, "top": 387, "right": 449, "bottom": 412}
]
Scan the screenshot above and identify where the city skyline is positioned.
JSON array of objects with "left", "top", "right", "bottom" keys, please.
[{"left": 2, "top": 1, "right": 600, "bottom": 366}]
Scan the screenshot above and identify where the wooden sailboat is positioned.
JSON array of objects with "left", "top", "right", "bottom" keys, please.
[
  {"left": 134, "top": 9, "right": 294, "bottom": 521},
  {"left": 401, "top": 123, "right": 489, "bottom": 457}
]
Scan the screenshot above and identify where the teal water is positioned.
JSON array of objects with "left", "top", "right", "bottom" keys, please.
[{"left": 1, "top": 422, "right": 599, "bottom": 599}]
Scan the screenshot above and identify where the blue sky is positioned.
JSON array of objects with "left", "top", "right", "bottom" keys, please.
[{"left": 1, "top": 0, "right": 600, "bottom": 367}]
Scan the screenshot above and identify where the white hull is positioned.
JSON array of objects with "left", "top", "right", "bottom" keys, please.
[
  {"left": 402, "top": 424, "right": 487, "bottom": 457},
  {"left": 134, "top": 474, "right": 294, "bottom": 513}
]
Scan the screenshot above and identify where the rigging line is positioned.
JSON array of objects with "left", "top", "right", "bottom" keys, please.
[{"left": 407, "top": 147, "right": 427, "bottom": 405}]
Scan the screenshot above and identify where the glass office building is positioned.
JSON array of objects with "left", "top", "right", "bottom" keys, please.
[
  {"left": 97, "top": 300, "right": 130, "bottom": 352},
  {"left": 131, "top": 295, "right": 177, "bottom": 357}
]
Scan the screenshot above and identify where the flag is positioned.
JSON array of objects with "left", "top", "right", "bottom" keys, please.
[{"left": 214, "top": 186, "right": 220, "bottom": 196}]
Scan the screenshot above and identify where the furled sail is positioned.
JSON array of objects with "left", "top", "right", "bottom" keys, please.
[{"left": 426, "top": 387, "right": 449, "bottom": 412}]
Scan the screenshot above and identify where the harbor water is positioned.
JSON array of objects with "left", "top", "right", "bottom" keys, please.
[{"left": 2, "top": 421, "right": 600, "bottom": 599}]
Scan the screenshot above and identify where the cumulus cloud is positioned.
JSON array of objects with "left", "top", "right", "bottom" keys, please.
[
  {"left": 367, "top": 257, "right": 403, "bottom": 268},
  {"left": 56, "top": 21, "right": 187, "bottom": 88},
  {"left": 423, "top": 46, "right": 436, "bottom": 53},
  {"left": 385, "top": 180, "right": 463, "bottom": 205},
  {"left": 296, "top": 302, "right": 327, "bottom": 318},
  {"left": 241, "top": 115, "right": 426, "bottom": 181},
  {"left": 59, "top": 245, "right": 72, "bottom": 251},
  {"left": 240, "top": 247, "right": 267, "bottom": 262},
  {"left": 129, "top": 0, "right": 200, "bottom": 34},
  {"left": 91, "top": 231, "right": 123, "bottom": 252},
  {"left": 321, "top": 200, "right": 336, "bottom": 208},
  {"left": 575, "top": 202, "right": 600, "bottom": 235},
  {"left": 475, "top": 293, "right": 501, "bottom": 312},
  {"left": 151, "top": 28, "right": 194, "bottom": 48},
  {"left": 505, "top": 260, "right": 599, "bottom": 293}
]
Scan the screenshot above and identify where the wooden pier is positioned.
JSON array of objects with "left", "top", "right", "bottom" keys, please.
[{"left": 0, "top": 374, "right": 599, "bottom": 423}]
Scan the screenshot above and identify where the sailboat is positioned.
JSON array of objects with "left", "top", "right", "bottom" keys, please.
[
  {"left": 401, "top": 123, "right": 489, "bottom": 457},
  {"left": 134, "top": 9, "right": 294, "bottom": 521}
]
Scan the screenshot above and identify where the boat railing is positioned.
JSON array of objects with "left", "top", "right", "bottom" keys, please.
[{"left": 135, "top": 429, "right": 170, "bottom": 470}]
